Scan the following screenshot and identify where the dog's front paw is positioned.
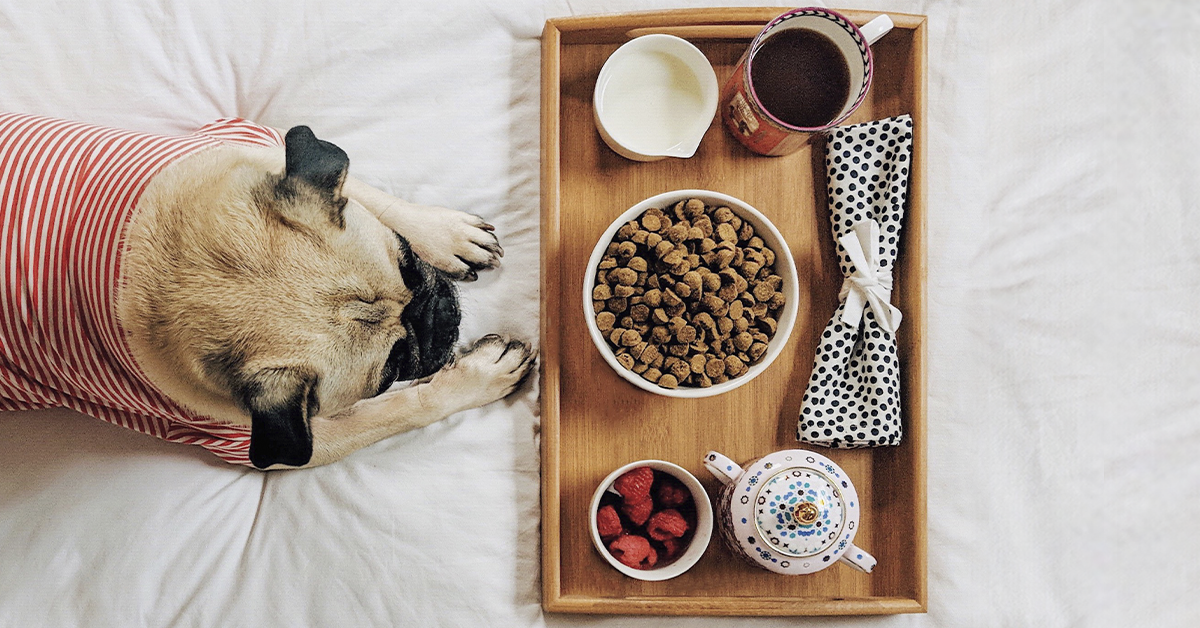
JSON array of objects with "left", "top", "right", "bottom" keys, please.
[
  {"left": 428, "top": 335, "right": 535, "bottom": 414},
  {"left": 407, "top": 206, "right": 503, "bottom": 282}
]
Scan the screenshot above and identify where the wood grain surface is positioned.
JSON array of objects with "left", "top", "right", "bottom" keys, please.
[{"left": 540, "top": 7, "right": 927, "bottom": 616}]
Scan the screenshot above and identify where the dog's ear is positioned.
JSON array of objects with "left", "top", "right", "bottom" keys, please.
[
  {"left": 241, "top": 367, "right": 318, "bottom": 469},
  {"left": 277, "top": 126, "right": 350, "bottom": 228},
  {"left": 283, "top": 126, "right": 348, "bottom": 194}
]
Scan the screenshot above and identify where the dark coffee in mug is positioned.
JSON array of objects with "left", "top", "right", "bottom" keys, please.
[{"left": 749, "top": 28, "right": 851, "bottom": 129}]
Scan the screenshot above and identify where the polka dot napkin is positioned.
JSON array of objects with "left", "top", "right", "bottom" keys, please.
[{"left": 798, "top": 115, "right": 914, "bottom": 448}]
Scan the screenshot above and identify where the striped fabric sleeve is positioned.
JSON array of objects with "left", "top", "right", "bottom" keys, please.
[
  {"left": 164, "top": 418, "right": 255, "bottom": 466},
  {"left": 0, "top": 112, "right": 283, "bottom": 468},
  {"left": 192, "top": 118, "right": 284, "bottom": 147}
]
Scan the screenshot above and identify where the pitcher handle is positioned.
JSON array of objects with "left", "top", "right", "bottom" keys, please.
[
  {"left": 703, "top": 451, "right": 743, "bottom": 486},
  {"left": 859, "top": 14, "right": 894, "bottom": 46},
  {"left": 838, "top": 543, "right": 877, "bottom": 573}
]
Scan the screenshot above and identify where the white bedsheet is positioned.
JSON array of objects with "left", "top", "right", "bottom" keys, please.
[{"left": 1, "top": 1, "right": 1196, "bottom": 626}]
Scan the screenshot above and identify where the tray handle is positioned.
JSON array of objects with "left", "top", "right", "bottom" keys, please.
[
  {"left": 624, "top": 24, "right": 765, "bottom": 40},
  {"left": 625, "top": 13, "right": 896, "bottom": 42}
]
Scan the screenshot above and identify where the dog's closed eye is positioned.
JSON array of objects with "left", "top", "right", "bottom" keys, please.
[{"left": 340, "top": 298, "right": 404, "bottom": 330}]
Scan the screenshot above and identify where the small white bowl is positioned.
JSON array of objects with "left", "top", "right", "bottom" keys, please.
[
  {"left": 589, "top": 460, "right": 714, "bottom": 581},
  {"left": 593, "top": 34, "right": 718, "bottom": 161},
  {"left": 583, "top": 189, "right": 800, "bottom": 398}
]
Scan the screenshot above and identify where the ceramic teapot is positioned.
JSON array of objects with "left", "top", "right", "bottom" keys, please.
[{"left": 703, "top": 449, "right": 876, "bottom": 575}]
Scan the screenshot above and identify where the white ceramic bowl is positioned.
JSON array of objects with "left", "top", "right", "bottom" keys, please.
[
  {"left": 583, "top": 189, "right": 800, "bottom": 398},
  {"left": 588, "top": 460, "right": 714, "bottom": 581},
  {"left": 593, "top": 34, "right": 718, "bottom": 161}
]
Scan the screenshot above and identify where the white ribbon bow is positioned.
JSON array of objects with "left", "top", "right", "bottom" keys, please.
[{"left": 837, "top": 220, "right": 903, "bottom": 333}]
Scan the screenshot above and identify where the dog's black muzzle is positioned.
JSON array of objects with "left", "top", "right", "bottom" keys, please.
[{"left": 376, "top": 236, "right": 461, "bottom": 393}]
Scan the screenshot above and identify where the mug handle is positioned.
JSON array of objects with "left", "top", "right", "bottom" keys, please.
[
  {"left": 838, "top": 543, "right": 877, "bottom": 573},
  {"left": 859, "top": 14, "right": 894, "bottom": 46}
]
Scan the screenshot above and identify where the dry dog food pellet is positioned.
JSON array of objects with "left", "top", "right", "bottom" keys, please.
[{"left": 592, "top": 199, "right": 787, "bottom": 390}]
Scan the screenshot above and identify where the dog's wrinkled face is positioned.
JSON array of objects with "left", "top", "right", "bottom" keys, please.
[{"left": 158, "top": 127, "right": 460, "bottom": 468}]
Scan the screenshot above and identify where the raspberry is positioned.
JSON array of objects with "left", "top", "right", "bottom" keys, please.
[
  {"left": 654, "top": 476, "right": 691, "bottom": 508},
  {"left": 596, "top": 505, "right": 623, "bottom": 539},
  {"left": 620, "top": 497, "right": 653, "bottom": 526},
  {"left": 660, "top": 537, "right": 684, "bottom": 560},
  {"left": 646, "top": 508, "right": 689, "bottom": 541},
  {"left": 608, "top": 534, "right": 658, "bottom": 570},
  {"left": 613, "top": 466, "right": 654, "bottom": 503}
]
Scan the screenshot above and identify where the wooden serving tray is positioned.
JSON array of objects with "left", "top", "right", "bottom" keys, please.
[{"left": 540, "top": 7, "right": 927, "bottom": 616}]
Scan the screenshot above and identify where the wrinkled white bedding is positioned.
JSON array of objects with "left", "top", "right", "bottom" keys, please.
[{"left": 1, "top": 1, "right": 1196, "bottom": 626}]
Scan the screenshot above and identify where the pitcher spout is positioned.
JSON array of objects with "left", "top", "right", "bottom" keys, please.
[{"left": 662, "top": 132, "right": 705, "bottom": 159}]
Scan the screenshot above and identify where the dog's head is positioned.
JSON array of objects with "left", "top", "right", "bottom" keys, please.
[{"left": 132, "top": 127, "right": 460, "bottom": 469}]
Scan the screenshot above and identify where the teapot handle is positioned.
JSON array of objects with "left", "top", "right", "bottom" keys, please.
[
  {"left": 703, "top": 451, "right": 743, "bottom": 486},
  {"left": 838, "top": 543, "right": 877, "bottom": 573}
]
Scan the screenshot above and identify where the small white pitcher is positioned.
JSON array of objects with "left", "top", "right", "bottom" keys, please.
[{"left": 593, "top": 34, "right": 718, "bottom": 161}]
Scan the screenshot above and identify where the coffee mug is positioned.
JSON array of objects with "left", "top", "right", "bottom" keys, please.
[{"left": 721, "top": 8, "right": 893, "bottom": 156}]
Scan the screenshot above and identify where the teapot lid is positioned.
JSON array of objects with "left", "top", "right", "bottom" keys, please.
[{"left": 753, "top": 467, "right": 845, "bottom": 557}]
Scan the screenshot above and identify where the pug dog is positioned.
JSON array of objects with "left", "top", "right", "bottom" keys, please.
[{"left": 0, "top": 113, "right": 535, "bottom": 470}]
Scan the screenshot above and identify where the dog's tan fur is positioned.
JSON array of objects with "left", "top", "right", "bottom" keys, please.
[{"left": 118, "top": 142, "right": 532, "bottom": 469}]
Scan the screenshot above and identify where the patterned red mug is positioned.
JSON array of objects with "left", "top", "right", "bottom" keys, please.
[{"left": 721, "top": 8, "right": 893, "bottom": 156}]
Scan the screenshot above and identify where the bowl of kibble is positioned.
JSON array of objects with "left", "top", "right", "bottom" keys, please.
[
  {"left": 583, "top": 190, "right": 799, "bottom": 397},
  {"left": 589, "top": 460, "right": 713, "bottom": 581}
]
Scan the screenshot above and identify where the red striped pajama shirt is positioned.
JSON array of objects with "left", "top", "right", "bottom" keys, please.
[{"left": 0, "top": 112, "right": 284, "bottom": 467}]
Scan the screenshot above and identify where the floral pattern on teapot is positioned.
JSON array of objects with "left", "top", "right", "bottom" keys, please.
[{"left": 755, "top": 468, "right": 845, "bottom": 557}]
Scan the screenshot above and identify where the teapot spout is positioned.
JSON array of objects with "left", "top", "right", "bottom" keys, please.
[
  {"left": 840, "top": 543, "right": 877, "bottom": 573},
  {"left": 703, "top": 451, "right": 743, "bottom": 486}
]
